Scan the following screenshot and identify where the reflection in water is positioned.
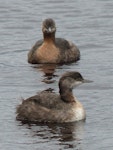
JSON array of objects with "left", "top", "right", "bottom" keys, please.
[
  {"left": 33, "top": 64, "right": 58, "bottom": 84},
  {"left": 1, "top": 0, "right": 113, "bottom": 149},
  {"left": 22, "top": 121, "right": 85, "bottom": 149}
]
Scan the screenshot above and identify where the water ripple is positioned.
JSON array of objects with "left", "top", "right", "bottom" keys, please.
[{"left": 0, "top": 0, "right": 113, "bottom": 150}]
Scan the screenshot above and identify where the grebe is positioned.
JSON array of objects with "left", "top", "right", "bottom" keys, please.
[
  {"left": 16, "top": 71, "right": 90, "bottom": 123},
  {"left": 28, "top": 18, "right": 80, "bottom": 64}
]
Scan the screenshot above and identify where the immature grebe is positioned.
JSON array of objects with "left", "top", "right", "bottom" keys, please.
[
  {"left": 16, "top": 72, "right": 89, "bottom": 123},
  {"left": 28, "top": 18, "right": 80, "bottom": 64}
]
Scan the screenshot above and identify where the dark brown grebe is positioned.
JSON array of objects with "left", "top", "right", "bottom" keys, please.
[{"left": 28, "top": 18, "right": 80, "bottom": 64}]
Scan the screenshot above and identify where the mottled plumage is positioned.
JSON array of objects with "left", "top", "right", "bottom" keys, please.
[{"left": 16, "top": 72, "right": 90, "bottom": 123}]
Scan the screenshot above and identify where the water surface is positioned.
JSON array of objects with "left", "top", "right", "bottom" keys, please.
[{"left": 0, "top": 0, "right": 113, "bottom": 149}]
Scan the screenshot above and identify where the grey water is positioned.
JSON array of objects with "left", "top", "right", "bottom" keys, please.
[{"left": 0, "top": 0, "right": 113, "bottom": 149}]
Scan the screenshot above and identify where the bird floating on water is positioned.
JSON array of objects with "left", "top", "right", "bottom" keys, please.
[
  {"left": 16, "top": 71, "right": 91, "bottom": 123},
  {"left": 28, "top": 18, "right": 80, "bottom": 64}
]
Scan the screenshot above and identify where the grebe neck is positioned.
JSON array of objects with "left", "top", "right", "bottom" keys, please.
[
  {"left": 43, "top": 33, "right": 55, "bottom": 43},
  {"left": 59, "top": 87, "right": 75, "bottom": 103}
]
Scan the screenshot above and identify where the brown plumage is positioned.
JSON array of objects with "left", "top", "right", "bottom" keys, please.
[
  {"left": 16, "top": 71, "right": 90, "bottom": 123},
  {"left": 28, "top": 18, "right": 80, "bottom": 64}
]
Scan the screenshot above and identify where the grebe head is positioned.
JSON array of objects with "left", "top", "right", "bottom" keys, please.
[
  {"left": 59, "top": 71, "right": 89, "bottom": 90},
  {"left": 59, "top": 71, "right": 91, "bottom": 103},
  {"left": 42, "top": 18, "right": 56, "bottom": 35}
]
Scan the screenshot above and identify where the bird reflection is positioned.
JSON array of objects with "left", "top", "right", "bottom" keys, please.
[
  {"left": 33, "top": 64, "right": 58, "bottom": 84},
  {"left": 21, "top": 121, "right": 85, "bottom": 149}
]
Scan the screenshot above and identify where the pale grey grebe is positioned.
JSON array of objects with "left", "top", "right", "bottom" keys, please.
[
  {"left": 16, "top": 71, "right": 90, "bottom": 123},
  {"left": 28, "top": 18, "right": 80, "bottom": 64}
]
